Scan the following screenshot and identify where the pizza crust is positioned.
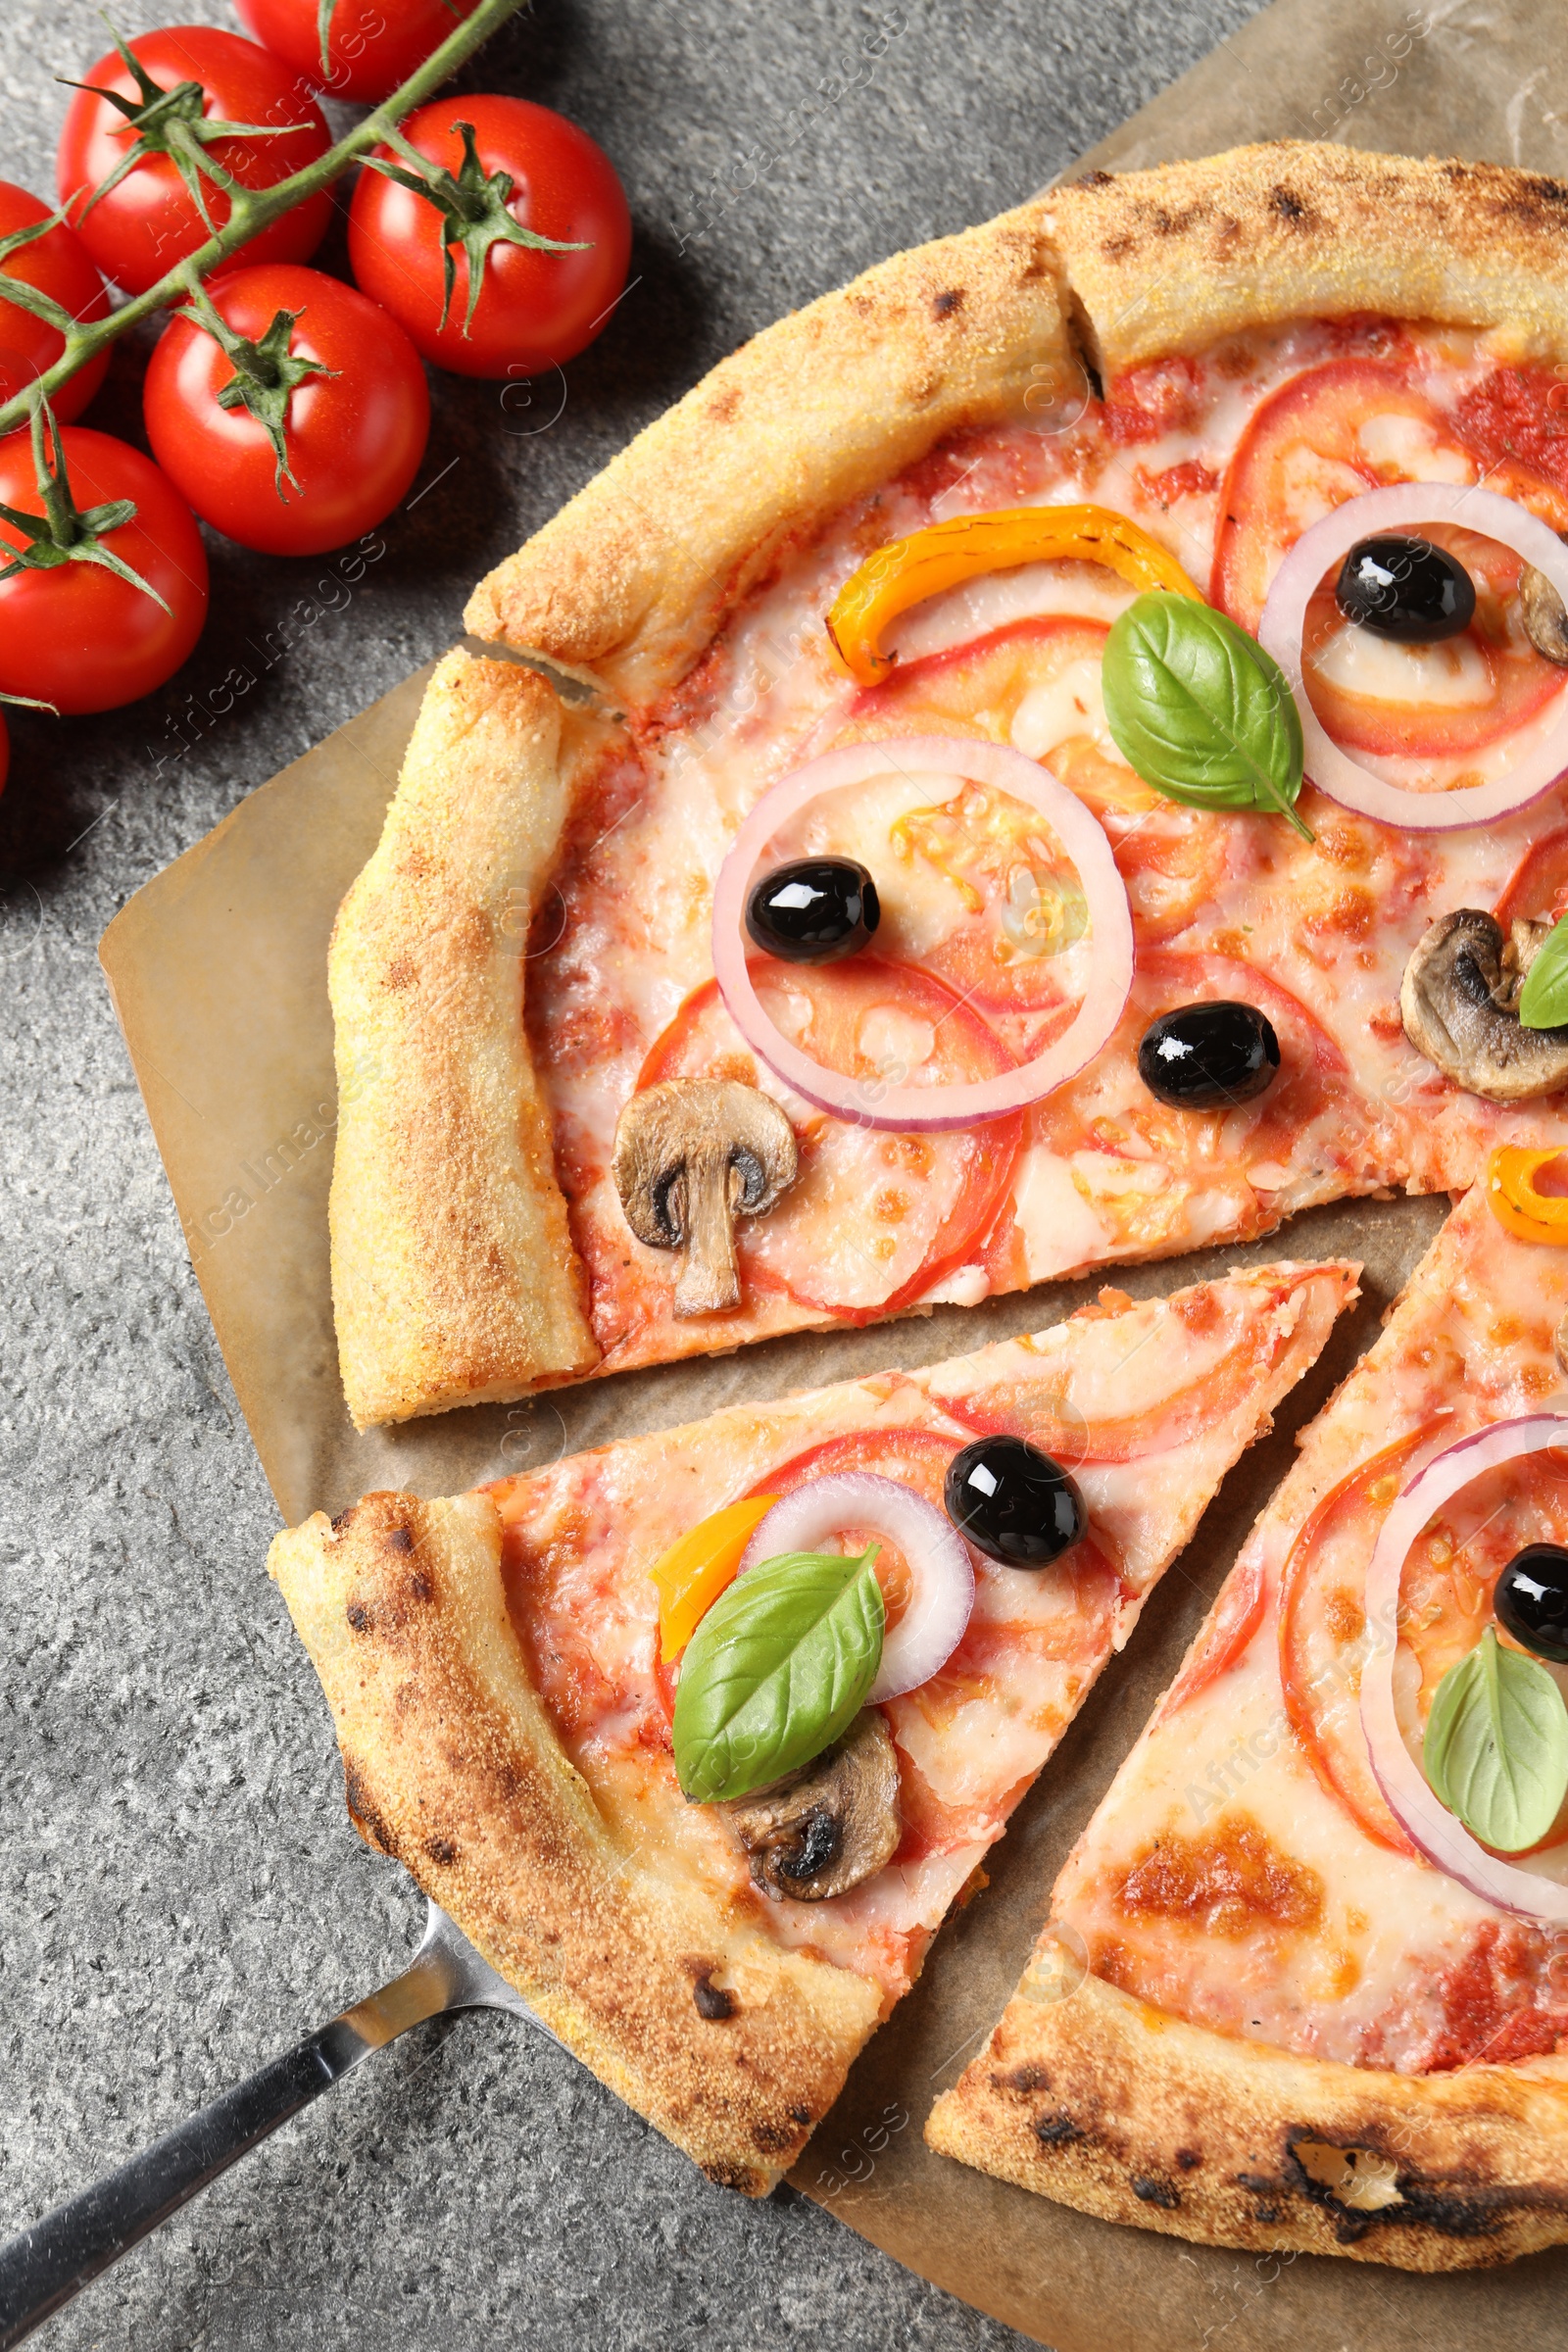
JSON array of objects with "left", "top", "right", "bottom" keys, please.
[
  {"left": 1046, "top": 144, "right": 1568, "bottom": 376},
  {"left": 270, "top": 1488, "right": 880, "bottom": 2192},
  {"left": 328, "top": 651, "right": 602, "bottom": 1429},
  {"left": 925, "top": 1966, "right": 1568, "bottom": 2271},
  {"left": 464, "top": 210, "right": 1077, "bottom": 710}
]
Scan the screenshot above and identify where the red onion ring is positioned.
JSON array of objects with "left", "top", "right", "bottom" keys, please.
[
  {"left": 710, "top": 736, "right": 1134, "bottom": 1132},
  {"left": 1257, "top": 483, "right": 1568, "bottom": 832},
  {"left": 1359, "top": 1414, "right": 1568, "bottom": 1923},
  {"left": 739, "top": 1471, "right": 975, "bottom": 1702}
]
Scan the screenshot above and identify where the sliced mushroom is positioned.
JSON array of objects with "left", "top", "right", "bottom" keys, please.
[
  {"left": 612, "top": 1079, "right": 798, "bottom": 1317},
  {"left": 1400, "top": 907, "right": 1568, "bottom": 1103},
  {"left": 1521, "top": 554, "right": 1568, "bottom": 664},
  {"left": 723, "top": 1709, "right": 901, "bottom": 1902}
]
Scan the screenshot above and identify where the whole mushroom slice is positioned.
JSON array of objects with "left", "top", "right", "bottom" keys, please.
[
  {"left": 723, "top": 1709, "right": 901, "bottom": 1902},
  {"left": 612, "top": 1078, "right": 799, "bottom": 1317},
  {"left": 1400, "top": 907, "right": 1568, "bottom": 1103}
]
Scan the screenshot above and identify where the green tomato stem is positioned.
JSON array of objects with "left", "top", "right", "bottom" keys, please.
[{"left": 0, "top": 0, "right": 530, "bottom": 443}]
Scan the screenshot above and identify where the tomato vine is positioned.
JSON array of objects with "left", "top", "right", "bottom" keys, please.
[{"left": 0, "top": 0, "right": 528, "bottom": 443}]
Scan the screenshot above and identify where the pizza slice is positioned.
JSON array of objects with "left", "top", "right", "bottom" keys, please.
[
  {"left": 328, "top": 143, "right": 1568, "bottom": 1429},
  {"left": 928, "top": 1168, "right": 1568, "bottom": 2270},
  {"left": 270, "top": 1257, "right": 1353, "bottom": 2190}
]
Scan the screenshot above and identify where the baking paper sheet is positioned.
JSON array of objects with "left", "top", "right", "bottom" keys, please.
[{"left": 98, "top": 0, "right": 1568, "bottom": 2336}]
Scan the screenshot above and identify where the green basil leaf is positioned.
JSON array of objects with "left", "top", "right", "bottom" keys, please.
[
  {"left": 1518, "top": 914, "right": 1568, "bottom": 1029},
  {"left": 1102, "top": 592, "right": 1311, "bottom": 840},
  {"left": 1423, "top": 1626, "right": 1568, "bottom": 1851},
  {"left": 672, "top": 1546, "right": 884, "bottom": 1804}
]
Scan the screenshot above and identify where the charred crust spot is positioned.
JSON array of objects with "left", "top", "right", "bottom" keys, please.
[
  {"left": 707, "top": 385, "right": 742, "bottom": 425},
  {"left": 1075, "top": 169, "right": 1115, "bottom": 187},
  {"left": 1152, "top": 202, "right": 1208, "bottom": 239},
  {"left": 692, "top": 1969, "right": 736, "bottom": 2022},
  {"left": 1102, "top": 231, "right": 1135, "bottom": 261},
  {"left": 423, "top": 1835, "right": 459, "bottom": 1866},
  {"left": 932, "top": 287, "right": 964, "bottom": 318},
  {"left": 1280, "top": 2140, "right": 1529, "bottom": 2243},
  {"left": 1500, "top": 175, "right": 1568, "bottom": 226},
  {"left": 787, "top": 2103, "right": 812, "bottom": 2127},
  {"left": 409, "top": 1569, "right": 434, "bottom": 1603},
  {"left": 1270, "top": 184, "right": 1309, "bottom": 222},
  {"left": 385, "top": 1526, "right": 415, "bottom": 1553},
  {"left": 998, "top": 2063, "right": 1051, "bottom": 2095},
  {"left": 752, "top": 2119, "right": 798, "bottom": 2154},
  {"left": 1131, "top": 2176, "right": 1181, "bottom": 2209},
  {"left": 346, "top": 1601, "right": 371, "bottom": 1633},
  {"left": 382, "top": 954, "right": 416, "bottom": 992},
  {"left": 1176, "top": 2147, "right": 1202, "bottom": 2171},
  {"left": 1237, "top": 2171, "right": 1282, "bottom": 2196},
  {"left": 1032, "top": 2112, "right": 1084, "bottom": 2147},
  {"left": 702, "top": 2160, "right": 760, "bottom": 2191},
  {"left": 329, "top": 1508, "right": 353, "bottom": 1535},
  {"left": 342, "top": 1757, "right": 397, "bottom": 1858}
]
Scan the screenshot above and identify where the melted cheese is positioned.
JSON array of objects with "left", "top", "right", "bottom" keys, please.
[
  {"left": 1308, "top": 626, "right": 1495, "bottom": 708},
  {"left": 1054, "top": 1190, "right": 1568, "bottom": 2070},
  {"left": 526, "top": 315, "right": 1568, "bottom": 1394},
  {"left": 492, "top": 1270, "right": 1350, "bottom": 2003}
]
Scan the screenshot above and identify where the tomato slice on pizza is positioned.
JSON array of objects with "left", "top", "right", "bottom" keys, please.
[
  {"left": 928, "top": 1172, "right": 1568, "bottom": 2270},
  {"left": 270, "top": 1259, "right": 1353, "bottom": 2192},
  {"left": 326, "top": 143, "right": 1568, "bottom": 1431}
]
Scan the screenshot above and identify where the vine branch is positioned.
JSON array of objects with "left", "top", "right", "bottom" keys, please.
[{"left": 0, "top": 0, "right": 530, "bottom": 442}]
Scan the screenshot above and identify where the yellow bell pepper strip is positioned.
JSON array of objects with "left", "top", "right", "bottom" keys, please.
[
  {"left": 824, "top": 504, "right": 1206, "bottom": 687},
  {"left": 650, "top": 1494, "right": 779, "bottom": 1662},
  {"left": 1486, "top": 1146, "right": 1568, "bottom": 1246}
]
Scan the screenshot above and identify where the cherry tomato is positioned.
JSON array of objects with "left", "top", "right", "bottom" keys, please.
[
  {"left": 347, "top": 95, "right": 631, "bottom": 378},
  {"left": 234, "top": 0, "right": 481, "bottom": 103},
  {"left": 0, "top": 428, "right": 208, "bottom": 712},
  {"left": 143, "top": 264, "right": 429, "bottom": 556},
  {"left": 57, "top": 25, "right": 332, "bottom": 297},
  {"left": 0, "top": 182, "right": 110, "bottom": 425}
]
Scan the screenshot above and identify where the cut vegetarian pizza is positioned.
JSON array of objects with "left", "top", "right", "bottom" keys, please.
[
  {"left": 328, "top": 141, "right": 1568, "bottom": 1430},
  {"left": 270, "top": 1259, "right": 1353, "bottom": 2190},
  {"left": 928, "top": 1170, "right": 1568, "bottom": 2270}
]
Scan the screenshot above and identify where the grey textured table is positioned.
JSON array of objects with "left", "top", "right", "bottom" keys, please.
[{"left": 0, "top": 4, "right": 1270, "bottom": 2345}]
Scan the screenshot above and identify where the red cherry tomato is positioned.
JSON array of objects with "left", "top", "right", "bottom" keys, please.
[
  {"left": 57, "top": 25, "right": 332, "bottom": 297},
  {"left": 143, "top": 264, "right": 429, "bottom": 556},
  {"left": 0, "top": 428, "right": 208, "bottom": 711},
  {"left": 347, "top": 95, "right": 631, "bottom": 378},
  {"left": 0, "top": 182, "right": 110, "bottom": 424},
  {"left": 234, "top": 0, "right": 481, "bottom": 103}
]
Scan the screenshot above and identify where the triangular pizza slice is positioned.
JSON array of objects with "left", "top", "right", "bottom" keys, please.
[
  {"left": 929, "top": 1171, "right": 1568, "bottom": 2270},
  {"left": 270, "top": 1258, "right": 1353, "bottom": 2190},
  {"left": 329, "top": 143, "right": 1568, "bottom": 1429}
]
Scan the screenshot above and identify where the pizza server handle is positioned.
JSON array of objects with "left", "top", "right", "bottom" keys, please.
[{"left": 0, "top": 1899, "right": 540, "bottom": 2347}]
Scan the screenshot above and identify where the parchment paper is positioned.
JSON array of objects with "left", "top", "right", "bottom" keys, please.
[{"left": 97, "top": 0, "right": 1568, "bottom": 2338}]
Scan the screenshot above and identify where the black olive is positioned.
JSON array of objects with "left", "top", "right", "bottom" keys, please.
[
  {"left": 1494, "top": 1544, "right": 1568, "bottom": 1663},
  {"left": 1137, "top": 1002, "right": 1280, "bottom": 1110},
  {"left": 944, "top": 1435, "right": 1086, "bottom": 1570},
  {"left": 746, "top": 858, "right": 880, "bottom": 963},
  {"left": 1334, "top": 534, "right": 1476, "bottom": 643}
]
